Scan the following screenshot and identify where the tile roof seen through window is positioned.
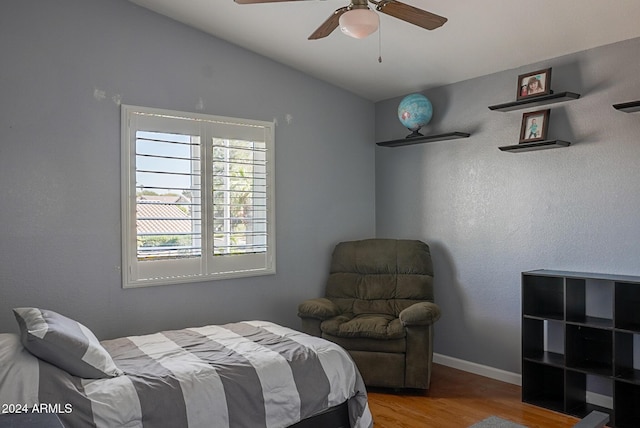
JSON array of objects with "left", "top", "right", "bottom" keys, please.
[{"left": 136, "top": 201, "right": 193, "bottom": 235}]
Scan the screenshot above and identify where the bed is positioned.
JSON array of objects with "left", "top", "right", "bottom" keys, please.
[{"left": 0, "top": 308, "right": 373, "bottom": 428}]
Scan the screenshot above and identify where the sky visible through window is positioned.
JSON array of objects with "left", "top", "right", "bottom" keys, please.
[{"left": 136, "top": 131, "right": 197, "bottom": 193}]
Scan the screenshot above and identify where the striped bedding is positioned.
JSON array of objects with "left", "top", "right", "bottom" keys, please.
[{"left": 0, "top": 320, "right": 372, "bottom": 428}]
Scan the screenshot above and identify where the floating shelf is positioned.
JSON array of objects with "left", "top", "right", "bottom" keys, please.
[
  {"left": 499, "top": 139, "right": 570, "bottom": 153},
  {"left": 489, "top": 91, "right": 581, "bottom": 112},
  {"left": 612, "top": 100, "right": 640, "bottom": 113},
  {"left": 376, "top": 131, "right": 470, "bottom": 148}
]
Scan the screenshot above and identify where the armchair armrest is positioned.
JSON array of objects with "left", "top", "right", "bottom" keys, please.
[
  {"left": 399, "top": 302, "right": 441, "bottom": 326},
  {"left": 298, "top": 298, "right": 340, "bottom": 320}
]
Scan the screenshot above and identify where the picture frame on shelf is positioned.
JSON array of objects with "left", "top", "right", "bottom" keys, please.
[
  {"left": 517, "top": 68, "right": 552, "bottom": 100},
  {"left": 519, "top": 109, "right": 550, "bottom": 143}
]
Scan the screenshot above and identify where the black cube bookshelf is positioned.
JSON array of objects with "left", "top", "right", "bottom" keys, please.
[{"left": 521, "top": 270, "right": 640, "bottom": 427}]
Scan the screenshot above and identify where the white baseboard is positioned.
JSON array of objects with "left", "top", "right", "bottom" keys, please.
[
  {"left": 433, "top": 354, "right": 614, "bottom": 410},
  {"left": 433, "top": 353, "right": 522, "bottom": 386}
]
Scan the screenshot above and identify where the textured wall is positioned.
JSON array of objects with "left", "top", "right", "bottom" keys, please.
[
  {"left": 375, "top": 37, "right": 640, "bottom": 373},
  {"left": 0, "top": 0, "right": 375, "bottom": 338}
]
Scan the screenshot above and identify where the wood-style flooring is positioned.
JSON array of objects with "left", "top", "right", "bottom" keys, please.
[{"left": 367, "top": 363, "right": 582, "bottom": 428}]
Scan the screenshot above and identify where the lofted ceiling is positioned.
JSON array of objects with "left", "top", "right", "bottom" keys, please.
[{"left": 128, "top": 0, "right": 640, "bottom": 102}]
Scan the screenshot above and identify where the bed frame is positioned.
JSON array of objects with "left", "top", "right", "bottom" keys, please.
[{"left": 290, "top": 401, "right": 350, "bottom": 428}]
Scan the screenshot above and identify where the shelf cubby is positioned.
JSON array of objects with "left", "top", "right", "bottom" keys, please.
[
  {"left": 566, "top": 325, "right": 613, "bottom": 376},
  {"left": 522, "top": 317, "right": 565, "bottom": 366},
  {"left": 522, "top": 361, "right": 565, "bottom": 413},
  {"left": 566, "top": 277, "right": 613, "bottom": 328},
  {"left": 522, "top": 274, "right": 564, "bottom": 319},
  {"left": 565, "top": 371, "right": 613, "bottom": 422},
  {"left": 615, "top": 282, "right": 640, "bottom": 332},
  {"left": 614, "top": 332, "right": 640, "bottom": 384},
  {"left": 614, "top": 382, "right": 640, "bottom": 427}
]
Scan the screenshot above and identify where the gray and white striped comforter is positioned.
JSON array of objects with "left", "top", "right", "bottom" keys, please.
[{"left": 1, "top": 321, "right": 373, "bottom": 428}]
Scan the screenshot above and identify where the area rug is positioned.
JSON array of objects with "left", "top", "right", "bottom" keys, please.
[{"left": 468, "top": 416, "right": 528, "bottom": 428}]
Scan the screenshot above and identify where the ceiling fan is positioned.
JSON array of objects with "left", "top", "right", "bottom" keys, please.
[{"left": 233, "top": 0, "right": 447, "bottom": 40}]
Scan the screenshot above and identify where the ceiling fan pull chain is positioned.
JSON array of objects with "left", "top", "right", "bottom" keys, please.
[{"left": 378, "top": 18, "right": 383, "bottom": 63}]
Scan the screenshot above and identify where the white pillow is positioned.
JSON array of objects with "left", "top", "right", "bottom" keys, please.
[{"left": 13, "top": 308, "right": 123, "bottom": 379}]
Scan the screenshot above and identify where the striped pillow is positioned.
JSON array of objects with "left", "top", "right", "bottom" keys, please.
[{"left": 13, "top": 308, "right": 123, "bottom": 379}]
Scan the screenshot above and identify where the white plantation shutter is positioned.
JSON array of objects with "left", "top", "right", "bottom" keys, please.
[
  {"left": 135, "top": 130, "right": 202, "bottom": 260},
  {"left": 212, "top": 138, "right": 268, "bottom": 255},
  {"left": 121, "top": 105, "right": 275, "bottom": 288}
]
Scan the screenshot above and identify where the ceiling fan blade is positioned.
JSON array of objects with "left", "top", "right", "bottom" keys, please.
[
  {"left": 308, "top": 6, "right": 349, "bottom": 40},
  {"left": 376, "top": 1, "right": 447, "bottom": 30},
  {"left": 234, "top": 0, "right": 302, "bottom": 4}
]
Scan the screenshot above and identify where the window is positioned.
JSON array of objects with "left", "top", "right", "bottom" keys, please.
[{"left": 121, "top": 105, "right": 275, "bottom": 288}]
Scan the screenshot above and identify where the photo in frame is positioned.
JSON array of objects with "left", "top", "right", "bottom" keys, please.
[
  {"left": 519, "top": 109, "right": 550, "bottom": 143},
  {"left": 517, "top": 68, "right": 552, "bottom": 100}
]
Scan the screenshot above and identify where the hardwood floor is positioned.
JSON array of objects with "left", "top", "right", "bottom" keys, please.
[{"left": 367, "top": 363, "right": 581, "bottom": 428}]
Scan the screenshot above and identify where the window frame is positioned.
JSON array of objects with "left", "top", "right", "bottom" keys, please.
[{"left": 121, "top": 105, "right": 276, "bottom": 288}]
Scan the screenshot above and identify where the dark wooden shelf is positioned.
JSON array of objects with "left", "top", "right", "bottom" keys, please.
[
  {"left": 615, "top": 368, "right": 640, "bottom": 385},
  {"left": 499, "top": 139, "right": 570, "bottom": 153},
  {"left": 524, "top": 313, "right": 564, "bottom": 321},
  {"left": 376, "top": 131, "right": 470, "bottom": 147},
  {"left": 566, "top": 316, "right": 614, "bottom": 330},
  {"left": 612, "top": 100, "right": 640, "bottom": 113},
  {"left": 566, "top": 362, "right": 614, "bottom": 377},
  {"left": 615, "top": 324, "right": 640, "bottom": 334},
  {"left": 488, "top": 91, "right": 581, "bottom": 112},
  {"left": 524, "top": 351, "right": 565, "bottom": 368}
]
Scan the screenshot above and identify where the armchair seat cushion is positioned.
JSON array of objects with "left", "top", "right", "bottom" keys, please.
[
  {"left": 321, "top": 314, "right": 406, "bottom": 340},
  {"left": 322, "top": 333, "right": 406, "bottom": 353}
]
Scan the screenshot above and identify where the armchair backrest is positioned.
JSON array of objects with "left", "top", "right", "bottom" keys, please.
[{"left": 325, "top": 239, "right": 434, "bottom": 317}]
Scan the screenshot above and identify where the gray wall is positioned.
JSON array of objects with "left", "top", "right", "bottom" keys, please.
[
  {"left": 0, "top": 0, "right": 375, "bottom": 338},
  {"left": 375, "top": 37, "right": 640, "bottom": 373}
]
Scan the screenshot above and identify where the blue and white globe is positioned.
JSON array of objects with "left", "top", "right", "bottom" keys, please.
[{"left": 397, "top": 93, "right": 433, "bottom": 135}]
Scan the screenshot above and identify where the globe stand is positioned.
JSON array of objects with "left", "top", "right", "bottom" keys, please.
[{"left": 405, "top": 127, "right": 424, "bottom": 139}]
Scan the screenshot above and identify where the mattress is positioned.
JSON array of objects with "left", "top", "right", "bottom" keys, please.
[{"left": 0, "top": 320, "right": 372, "bottom": 428}]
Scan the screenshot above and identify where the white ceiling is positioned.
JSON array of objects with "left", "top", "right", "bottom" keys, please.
[{"left": 128, "top": 0, "right": 640, "bottom": 102}]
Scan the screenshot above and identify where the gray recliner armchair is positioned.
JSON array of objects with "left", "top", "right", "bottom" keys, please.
[{"left": 298, "top": 239, "right": 441, "bottom": 390}]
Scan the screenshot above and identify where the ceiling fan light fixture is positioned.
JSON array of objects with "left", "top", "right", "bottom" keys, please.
[{"left": 338, "top": 9, "right": 379, "bottom": 39}]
